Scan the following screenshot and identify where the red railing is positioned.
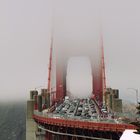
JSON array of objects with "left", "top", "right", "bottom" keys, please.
[{"left": 33, "top": 114, "right": 137, "bottom": 132}]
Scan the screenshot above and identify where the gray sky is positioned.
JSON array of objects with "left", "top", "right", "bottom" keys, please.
[{"left": 0, "top": 0, "right": 140, "bottom": 103}]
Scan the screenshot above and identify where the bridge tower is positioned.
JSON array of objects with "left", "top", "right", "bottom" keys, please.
[
  {"left": 47, "top": 34, "right": 106, "bottom": 105},
  {"left": 46, "top": 0, "right": 107, "bottom": 106}
]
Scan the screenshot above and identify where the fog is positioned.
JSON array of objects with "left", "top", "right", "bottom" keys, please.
[
  {"left": 0, "top": 0, "right": 140, "bottom": 103},
  {"left": 52, "top": 0, "right": 102, "bottom": 99},
  {"left": 67, "top": 57, "right": 92, "bottom": 98}
]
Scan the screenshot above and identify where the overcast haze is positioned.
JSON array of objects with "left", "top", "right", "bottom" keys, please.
[{"left": 0, "top": 0, "right": 140, "bottom": 103}]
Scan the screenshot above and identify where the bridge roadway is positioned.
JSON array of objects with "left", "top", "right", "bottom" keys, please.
[
  {"left": 53, "top": 98, "right": 101, "bottom": 121},
  {"left": 33, "top": 98, "right": 137, "bottom": 133}
]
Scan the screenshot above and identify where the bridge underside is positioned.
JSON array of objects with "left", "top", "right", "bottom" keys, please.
[
  {"left": 45, "top": 125, "right": 121, "bottom": 140},
  {"left": 33, "top": 115, "right": 136, "bottom": 140}
]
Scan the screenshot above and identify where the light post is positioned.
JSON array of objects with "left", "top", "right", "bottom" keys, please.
[{"left": 127, "top": 88, "right": 139, "bottom": 105}]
